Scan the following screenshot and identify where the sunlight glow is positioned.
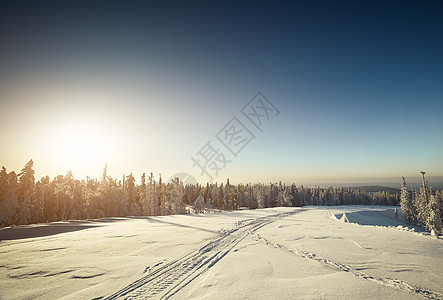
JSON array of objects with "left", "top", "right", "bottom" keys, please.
[{"left": 48, "top": 122, "right": 109, "bottom": 174}]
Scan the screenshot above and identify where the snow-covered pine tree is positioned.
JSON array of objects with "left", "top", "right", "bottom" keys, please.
[
  {"left": 235, "top": 184, "right": 244, "bottom": 207},
  {"left": 326, "top": 187, "right": 336, "bottom": 206},
  {"left": 210, "top": 183, "right": 220, "bottom": 209},
  {"left": 144, "top": 172, "right": 155, "bottom": 216},
  {"left": 426, "top": 194, "right": 442, "bottom": 235},
  {"left": 400, "top": 177, "right": 415, "bottom": 224},
  {"left": 63, "top": 171, "right": 76, "bottom": 219},
  {"left": 169, "top": 177, "right": 186, "bottom": 214},
  {"left": 40, "top": 176, "right": 55, "bottom": 222},
  {"left": 83, "top": 176, "right": 101, "bottom": 219},
  {"left": 125, "top": 173, "right": 139, "bottom": 215},
  {"left": 276, "top": 183, "right": 283, "bottom": 207},
  {"left": 244, "top": 184, "right": 256, "bottom": 209},
  {"left": 158, "top": 173, "right": 167, "bottom": 216},
  {"left": 437, "top": 190, "right": 443, "bottom": 221},
  {"left": 0, "top": 168, "right": 19, "bottom": 227},
  {"left": 203, "top": 183, "right": 210, "bottom": 205},
  {"left": 73, "top": 179, "right": 84, "bottom": 219},
  {"left": 222, "top": 180, "right": 230, "bottom": 210},
  {"left": 228, "top": 182, "right": 236, "bottom": 210},
  {"left": 102, "top": 164, "right": 108, "bottom": 183},
  {"left": 144, "top": 173, "right": 155, "bottom": 216},
  {"left": 15, "top": 160, "right": 35, "bottom": 225},
  {"left": 285, "top": 185, "right": 293, "bottom": 207},
  {"left": 31, "top": 181, "right": 45, "bottom": 223},
  {"left": 194, "top": 194, "right": 205, "bottom": 213},
  {"left": 255, "top": 184, "right": 265, "bottom": 209},
  {"left": 290, "top": 184, "right": 299, "bottom": 207},
  {"left": 269, "top": 183, "right": 278, "bottom": 207},
  {"left": 416, "top": 172, "right": 430, "bottom": 226},
  {"left": 0, "top": 166, "right": 7, "bottom": 200},
  {"left": 139, "top": 173, "right": 147, "bottom": 215}
]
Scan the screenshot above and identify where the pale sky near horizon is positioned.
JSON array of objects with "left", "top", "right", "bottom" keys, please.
[{"left": 1, "top": 1, "right": 442, "bottom": 185}]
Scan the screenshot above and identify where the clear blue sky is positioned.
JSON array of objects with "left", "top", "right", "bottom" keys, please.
[{"left": 0, "top": 0, "right": 442, "bottom": 185}]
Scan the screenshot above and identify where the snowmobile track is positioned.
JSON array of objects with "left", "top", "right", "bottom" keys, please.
[{"left": 103, "top": 210, "right": 303, "bottom": 299}]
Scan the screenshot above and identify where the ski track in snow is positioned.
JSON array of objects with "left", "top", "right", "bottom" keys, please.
[
  {"left": 254, "top": 234, "right": 443, "bottom": 300},
  {"left": 102, "top": 210, "right": 304, "bottom": 300}
]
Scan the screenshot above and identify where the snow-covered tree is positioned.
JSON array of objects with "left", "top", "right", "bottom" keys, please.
[
  {"left": 400, "top": 177, "right": 415, "bottom": 224},
  {"left": 0, "top": 166, "right": 8, "bottom": 199},
  {"left": 15, "top": 160, "right": 35, "bottom": 225},
  {"left": 416, "top": 172, "right": 430, "bottom": 226},
  {"left": 31, "top": 181, "right": 45, "bottom": 223},
  {"left": 138, "top": 173, "right": 147, "bottom": 214},
  {"left": 125, "top": 173, "right": 139, "bottom": 215},
  {"left": 0, "top": 168, "right": 19, "bottom": 227},
  {"left": 224, "top": 179, "right": 236, "bottom": 210},
  {"left": 168, "top": 177, "right": 186, "bottom": 214},
  {"left": 102, "top": 164, "right": 108, "bottom": 183},
  {"left": 254, "top": 184, "right": 265, "bottom": 209},
  {"left": 145, "top": 172, "right": 158, "bottom": 216},
  {"left": 436, "top": 190, "right": 443, "bottom": 221},
  {"left": 426, "top": 194, "right": 442, "bottom": 235},
  {"left": 194, "top": 194, "right": 205, "bottom": 213},
  {"left": 211, "top": 183, "right": 221, "bottom": 209},
  {"left": 158, "top": 174, "right": 167, "bottom": 216}
]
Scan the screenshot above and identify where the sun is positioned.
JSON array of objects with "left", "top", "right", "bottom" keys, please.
[
  {"left": 58, "top": 128, "right": 101, "bottom": 163},
  {"left": 49, "top": 123, "right": 108, "bottom": 174}
]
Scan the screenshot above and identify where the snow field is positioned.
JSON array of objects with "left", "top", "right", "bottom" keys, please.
[{"left": 1, "top": 206, "right": 442, "bottom": 299}]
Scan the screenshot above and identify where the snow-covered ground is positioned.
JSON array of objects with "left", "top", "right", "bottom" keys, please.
[{"left": 0, "top": 206, "right": 442, "bottom": 299}]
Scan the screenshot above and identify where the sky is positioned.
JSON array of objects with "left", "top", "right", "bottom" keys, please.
[{"left": 0, "top": 0, "right": 442, "bottom": 186}]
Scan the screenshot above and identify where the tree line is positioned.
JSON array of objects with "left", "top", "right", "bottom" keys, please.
[{"left": 1, "top": 160, "right": 440, "bottom": 235}]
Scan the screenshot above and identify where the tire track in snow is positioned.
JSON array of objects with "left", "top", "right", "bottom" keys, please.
[
  {"left": 103, "top": 210, "right": 303, "bottom": 300},
  {"left": 255, "top": 234, "right": 442, "bottom": 300}
]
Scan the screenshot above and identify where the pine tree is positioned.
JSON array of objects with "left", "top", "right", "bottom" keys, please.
[
  {"left": 73, "top": 179, "right": 84, "bottom": 219},
  {"left": 0, "top": 168, "right": 19, "bottom": 227},
  {"left": 416, "top": 172, "right": 430, "bottom": 226},
  {"left": 255, "top": 184, "right": 265, "bottom": 209},
  {"left": 125, "top": 173, "right": 138, "bottom": 215},
  {"left": 41, "top": 176, "right": 56, "bottom": 221},
  {"left": 276, "top": 183, "right": 283, "bottom": 207},
  {"left": 146, "top": 172, "right": 157, "bottom": 216},
  {"left": 31, "top": 181, "right": 45, "bottom": 223},
  {"left": 139, "top": 173, "right": 147, "bottom": 214},
  {"left": 194, "top": 194, "right": 205, "bottom": 213},
  {"left": 15, "top": 160, "right": 35, "bottom": 225},
  {"left": 64, "top": 171, "right": 76, "bottom": 219},
  {"left": 400, "top": 177, "right": 415, "bottom": 224},
  {"left": 169, "top": 177, "right": 186, "bottom": 214},
  {"left": 158, "top": 173, "right": 167, "bottom": 215},
  {"left": 426, "top": 194, "right": 442, "bottom": 235},
  {"left": 0, "top": 166, "right": 7, "bottom": 199},
  {"left": 437, "top": 190, "right": 443, "bottom": 221},
  {"left": 102, "top": 164, "right": 108, "bottom": 183},
  {"left": 222, "top": 179, "right": 230, "bottom": 210},
  {"left": 211, "top": 183, "right": 221, "bottom": 209}
]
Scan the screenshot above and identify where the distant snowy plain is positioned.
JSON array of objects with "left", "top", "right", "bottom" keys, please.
[{"left": 1, "top": 206, "right": 442, "bottom": 299}]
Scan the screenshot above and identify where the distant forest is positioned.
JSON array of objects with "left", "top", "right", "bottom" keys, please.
[{"left": 0, "top": 160, "right": 441, "bottom": 234}]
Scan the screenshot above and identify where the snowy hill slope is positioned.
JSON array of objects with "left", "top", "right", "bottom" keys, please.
[{"left": 0, "top": 206, "right": 442, "bottom": 299}]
